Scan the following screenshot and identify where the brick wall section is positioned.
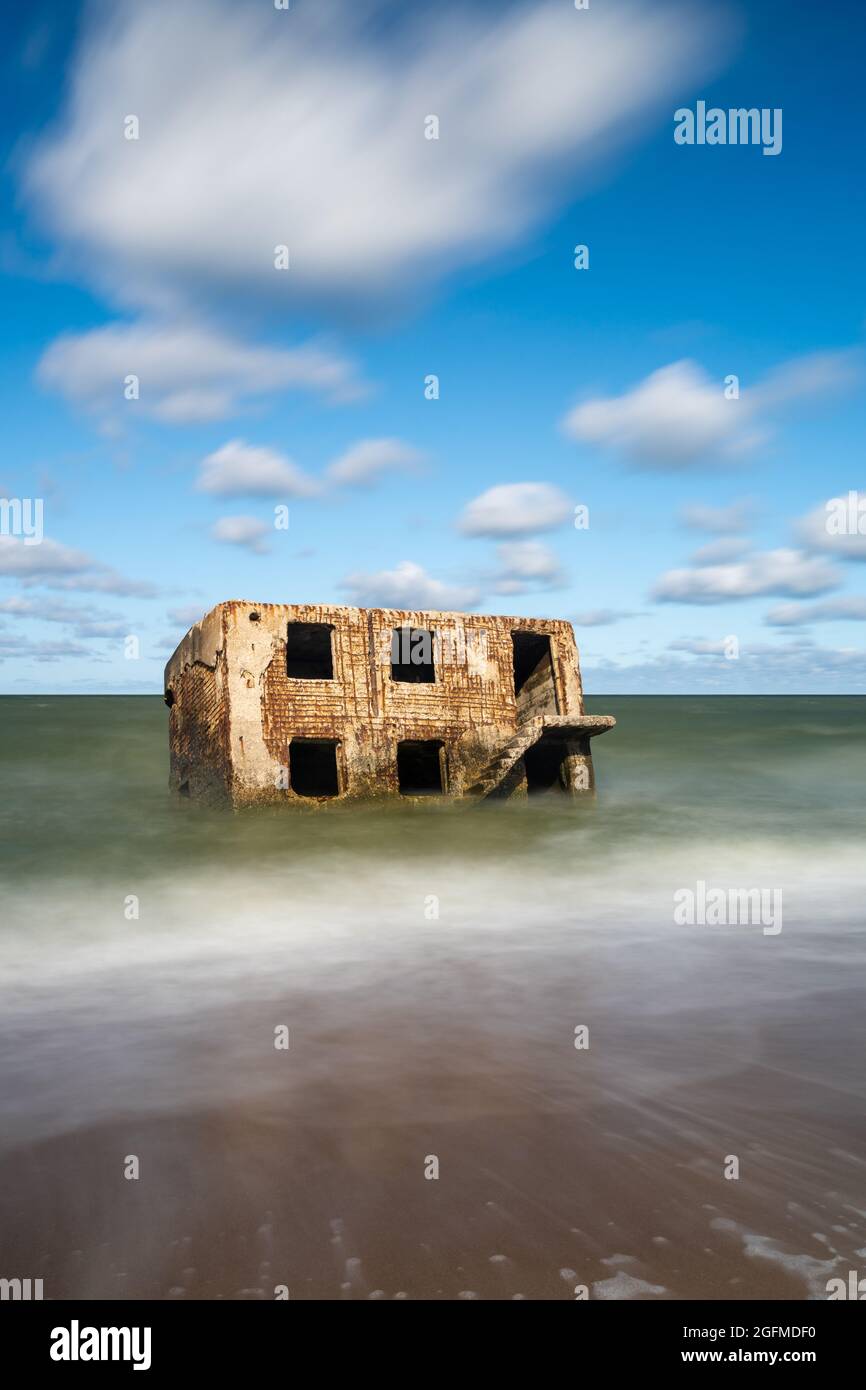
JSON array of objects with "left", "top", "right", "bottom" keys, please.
[
  {"left": 165, "top": 652, "right": 231, "bottom": 802},
  {"left": 164, "top": 604, "right": 231, "bottom": 803}
]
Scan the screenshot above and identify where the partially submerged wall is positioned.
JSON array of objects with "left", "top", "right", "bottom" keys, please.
[
  {"left": 163, "top": 606, "right": 231, "bottom": 803},
  {"left": 164, "top": 600, "right": 595, "bottom": 807}
]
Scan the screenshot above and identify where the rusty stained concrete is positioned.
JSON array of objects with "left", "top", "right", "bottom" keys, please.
[{"left": 163, "top": 600, "right": 615, "bottom": 807}]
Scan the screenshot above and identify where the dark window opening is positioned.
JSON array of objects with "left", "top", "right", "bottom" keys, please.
[
  {"left": 391, "top": 626, "right": 435, "bottom": 683},
  {"left": 511, "top": 631, "right": 558, "bottom": 715},
  {"left": 397, "top": 740, "right": 445, "bottom": 795},
  {"left": 290, "top": 739, "right": 340, "bottom": 797},
  {"left": 249, "top": 611, "right": 261, "bottom": 623},
  {"left": 286, "top": 622, "right": 334, "bottom": 680},
  {"left": 523, "top": 740, "right": 567, "bottom": 795},
  {"left": 512, "top": 632, "right": 552, "bottom": 695},
  {"left": 164, "top": 688, "right": 175, "bottom": 708}
]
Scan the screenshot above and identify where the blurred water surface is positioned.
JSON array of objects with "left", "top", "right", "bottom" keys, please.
[{"left": 1, "top": 696, "right": 864, "bottom": 1300}]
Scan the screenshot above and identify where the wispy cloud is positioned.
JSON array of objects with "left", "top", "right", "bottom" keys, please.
[
  {"left": 39, "top": 321, "right": 363, "bottom": 426},
  {"left": 167, "top": 604, "right": 207, "bottom": 627},
  {"left": 23, "top": 0, "right": 725, "bottom": 312},
  {"left": 669, "top": 637, "right": 738, "bottom": 655},
  {"left": 688, "top": 537, "right": 751, "bottom": 565},
  {"left": 679, "top": 498, "right": 756, "bottom": 533},
  {"left": 563, "top": 352, "right": 859, "bottom": 470},
  {"left": 0, "top": 634, "right": 100, "bottom": 664},
  {"left": 584, "top": 639, "right": 866, "bottom": 693},
  {"left": 652, "top": 548, "right": 839, "bottom": 604},
  {"left": 340, "top": 560, "right": 479, "bottom": 611},
  {"left": 0, "top": 595, "right": 127, "bottom": 638},
  {"left": 211, "top": 516, "right": 271, "bottom": 554},
  {"left": 490, "top": 541, "right": 565, "bottom": 595},
  {"left": 0, "top": 536, "right": 156, "bottom": 596},
  {"left": 573, "top": 608, "right": 641, "bottom": 627},
  {"left": 765, "top": 596, "right": 866, "bottom": 627},
  {"left": 326, "top": 438, "right": 423, "bottom": 488},
  {"left": 795, "top": 492, "right": 866, "bottom": 560}
]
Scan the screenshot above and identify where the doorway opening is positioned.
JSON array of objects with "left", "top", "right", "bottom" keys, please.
[
  {"left": 523, "top": 740, "right": 567, "bottom": 794},
  {"left": 511, "top": 632, "right": 558, "bottom": 716},
  {"left": 290, "top": 739, "right": 340, "bottom": 797},
  {"left": 397, "top": 739, "right": 445, "bottom": 794}
]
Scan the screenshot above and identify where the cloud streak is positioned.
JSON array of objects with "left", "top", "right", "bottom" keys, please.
[
  {"left": 39, "top": 321, "right": 363, "bottom": 425},
  {"left": 23, "top": 0, "right": 725, "bottom": 312},
  {"left": 652, "top": 548, "right": 839, "bottom": 604}
]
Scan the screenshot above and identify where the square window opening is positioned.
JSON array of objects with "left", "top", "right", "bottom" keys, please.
[
  {"left": 397, "top": 740, "right": 445, "bottom": 795},
  {"left": 290, "top": 739, "right": 340, "bottom": 797},
  {"left": 286, "top": 623, "right": 334, "bottom": 680},
  {"left": 391, "top": 626, "right": 435, "bottom": 683}
]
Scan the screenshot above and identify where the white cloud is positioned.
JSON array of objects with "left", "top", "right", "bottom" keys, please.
[
  {"left": 765, "top": 596, "right": 866, "bottom": 627},
  {"left": 340, "top": 560, "right": 479, "bottom": 611},
  {"left": 0, "top": 634, "right": 98, "bottom": 664},
  {"left": 652, "top": 548, "right": 839, "bottom": 604},
  {"left": 564, "top": 361, "right": 750, "bottom": 468},
  {"left": 0, "top": 537, "right": 92, "bottom": 579},
  {"left": 327, "top": 438, "right": 423, "bottom": 488},
  {"left": 563, "top": 352, "right": 859, "bottom": 469},
  {"left": 491, "top": 540, "right": 564, "bottom": 594},
  {"left": 23, "top": 0, "right": 723, "bottom": 311},
  {"left": 0, "top": 536, "right": 156, "bottom": 596},
  {"left": 211, "top": 516, "right": 271, "bottom": 554},
  {"left": 669, "top": 637, "right": 736, "bottom": 655},
  {"left": 458, "top": 482, "right": 572, "bottom": 537},
  {"left": 0, "top": 595, "right": 126, "bottom": 638},
  {"left": 196, "top": 440, "right": 319, "bottom": 499},
  {"left": 38, "top": 320, "right": 362, "bottom": 425},
  {"left": 795, "top": 493, "right": 866, "bottom": 560},
  {"left": 51, "top": 572, "right": 157, "bottom": 598},
  {"left": 584, "top": 640, "right": 866, "bottom": 693}
]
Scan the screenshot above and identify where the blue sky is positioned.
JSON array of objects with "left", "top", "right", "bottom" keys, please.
[{"left": 1, "top": 0, "right": 864, "bottom": 694}]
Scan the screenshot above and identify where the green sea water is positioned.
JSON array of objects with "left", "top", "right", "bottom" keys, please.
[
  {"left": 1, "top": 694, "right": 864, "bottom": 881},
  {"left": 1, "top": 695, "right": 864, "bottom": 1300}
]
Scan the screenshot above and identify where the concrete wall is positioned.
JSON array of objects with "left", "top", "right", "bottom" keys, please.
[
  {"left": 165, "top": 600, "right": 587, "bottom": 806},
  {"left": 163, "top": 605, "right": 231, "bottom": 803}
]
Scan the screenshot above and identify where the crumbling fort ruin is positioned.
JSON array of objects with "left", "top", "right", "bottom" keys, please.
[{"left": 164, "top": 601, "right": 614, "bottom": 806}]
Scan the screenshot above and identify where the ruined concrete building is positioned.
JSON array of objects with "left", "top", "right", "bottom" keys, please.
[{"left": 164, "top": 601, "right": 614, "bottom": 806}]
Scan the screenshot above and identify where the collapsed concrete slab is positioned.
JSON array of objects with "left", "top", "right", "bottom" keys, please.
[{"left": 163, "top": 601, "right": 615, "bottom": 806}]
